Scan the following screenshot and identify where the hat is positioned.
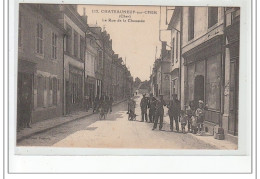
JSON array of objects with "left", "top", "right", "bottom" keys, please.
[{"left": 198, "top": 100, "right": 204, "bottom": 104}]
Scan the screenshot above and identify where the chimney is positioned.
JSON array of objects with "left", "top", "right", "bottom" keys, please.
[
  {"left": 161, "top": 41, "right": 167, "bottom": 60},
  {"left": 81, "top": 7, "right": 88, "bottom": 24}
]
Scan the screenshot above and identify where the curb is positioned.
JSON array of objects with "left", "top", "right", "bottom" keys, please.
[{"left": 17, "top": 99, "right": 127, "bottom": 143}]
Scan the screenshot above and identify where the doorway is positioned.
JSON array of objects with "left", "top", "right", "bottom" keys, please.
[
  {"left": 17, "top": 72, "right": 33, "bottom": 129},
  {"left": 194, "top": 75, "right": 205, "bottom": 107},
  {"left": 228, "top": 59, "right": 239, "bottom": 136}
]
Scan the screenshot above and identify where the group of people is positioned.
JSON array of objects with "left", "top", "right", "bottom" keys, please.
[
  {"left": 132, "top": 93, "right": 206, "bottom": 134},
  {"left": 91, "top": 95, "right": 114, "bottom": 115}
]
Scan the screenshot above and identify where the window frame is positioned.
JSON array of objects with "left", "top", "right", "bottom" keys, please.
[
  {"left": 172, "top": 37, "right": 175, "bottom": 64},
  {"left": 36, "top": 23, "right": 44, "bottom": 56},
  {"left": 65, "top": 24, "right": 72, "bottom": 54},
  {"left": 188, "top": 7, "right": 195, "bottom": 41},
  {"left": 51, "top": 32, "right": 57, "bottom": 59},
  {"left": 73, "top": 31, "right": 79, "bottom": 57},
  {"left": 208, "top": 7, "right": 218, "bottom": 29}
]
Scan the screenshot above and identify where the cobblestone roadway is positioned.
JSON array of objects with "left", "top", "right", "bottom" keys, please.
[{"left": 18, "top": 96, "right": 216, "bottom": 149}]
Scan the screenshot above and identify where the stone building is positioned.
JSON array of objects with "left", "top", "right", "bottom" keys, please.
[
  {"left": 166, "top": 6, "right": 239, "bottom": 142},
  {"left": 167, "top": 7, "right": 182, "bottom": 101},
  {"left": 58, "top": 5, "right": 87, "bottom": 114},
  {"left": 18, "top": 4, "right": 65, "bottom": 124},
  {"left": 222, "top": 7, "right": 240, "bottom": 142},
  {"left": 102, "top": 31, "right": 114, "bottom": 96},
  {"left": 151, "top": 42, "right": 171, "bottom": 102}
]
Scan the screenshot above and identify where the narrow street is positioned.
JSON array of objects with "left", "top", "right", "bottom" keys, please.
[{"left": 18, "top": 95, "right": 216, "bottom": 149}]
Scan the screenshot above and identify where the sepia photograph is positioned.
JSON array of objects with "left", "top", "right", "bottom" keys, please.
[{"left": 16, "top": 3, "right": 240, "bottom": 150}]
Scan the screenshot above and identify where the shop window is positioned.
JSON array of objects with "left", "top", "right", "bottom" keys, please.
[
  {"left": 208, "top": 7, "right": 218, "bottom": 28},
  {"left": 188, "top": 7, "right": 195, "bottom": 41},
  {"left": 37, "top": 76, "right": 44, "bottom": 107},
  {"left": 53, "top": 78, "right": 57, "bottom": 105},
  {"left": 206, "top": 55, "right": 221, "bottom": 111}
]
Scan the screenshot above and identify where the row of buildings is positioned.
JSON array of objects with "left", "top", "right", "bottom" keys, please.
[
  {"left": 150, "top": 7, "right": 240, "bottom": 143},
  {"left": 18, "top": 4, "right": 133, "bottom": 123}
]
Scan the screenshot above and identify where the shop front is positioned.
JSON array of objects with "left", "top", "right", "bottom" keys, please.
[
  {"left": 85, "top": 75, "right": 96, "bottom": 107},
  {"left": 183, "top": 35, "right": 223, "bottom": 132},
  {"left": 17, "top": 59, "right": 36, "bottom": 129},
  {"left": 66, "top": 65, "right": 84, "bottom": 113}
]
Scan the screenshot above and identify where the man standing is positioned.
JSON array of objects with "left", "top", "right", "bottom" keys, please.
[
  {"left": 152, "top": 94, "right": 166, "bottom": 130},
  {"left": 140, "top": 94, "right": 148, "bottom": 122},
  {"left": 148, "top": 93, "right": 156, "bottom": 123},
  {"left": 168, "top": 94, "right": 181, "bottom": 132},
  {"left": 108, "top": 95, "right": 114, "bottom": 113}
]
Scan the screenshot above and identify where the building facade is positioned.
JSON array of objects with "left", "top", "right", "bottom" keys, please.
[
  {"left": 222, "top": 7, "right": 240, "bottom": 142},
  {"left": 168, "top": 7, "right": 182, "bottom": 101},
  {"left": 58, "top": 5, "right": 87, "bottom": 114},
  {"left": 18, "top": 4, "right": 64, "bottom": 123},
  {"left": 85, "top": 26, "right": 98, "bottom": 104},
  {"left": 102, "top": 31, "right": 114, "bottom": 96},
  {"left": 166, "top": 6, "right": 239, "bottom": 142}
]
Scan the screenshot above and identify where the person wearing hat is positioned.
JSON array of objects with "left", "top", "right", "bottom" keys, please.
[
  {"left": 152, "top": 94, "right": 167, "bottom": 130},
  {"left": 148, "top": 93, "right": 156, "bottom": 123},
  {"left": 140, "top": 93, "right": 148, "bottom": 122},
  {"left": 167, "top": 94, "right": 181, "bottom": 132},
  {"left": 195, "top": 100, "right": 205, "bottom": 135}
]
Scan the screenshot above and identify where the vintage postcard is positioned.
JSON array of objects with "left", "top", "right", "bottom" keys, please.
[{"left": 16, "top": 3, "right": 240, "bottom": 150}]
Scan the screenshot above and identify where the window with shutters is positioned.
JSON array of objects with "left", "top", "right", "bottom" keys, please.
[
  {"left": 74, "top": 31, "right": 78, "bottom": 57},
  {"left": 66, "top": 24, "right": 72, "bottom": 54},
  {"left": 36, "top": 23, "right": 43, "bottom": 55},
  {"left": 188, "top": 7, "right": 195, "bottom": 41},
  {"left": 80, "top": 36, "right": 84, "bottom": 60},
  {"left": 51, "top": 32, "right": 57, "bottom": 59}
]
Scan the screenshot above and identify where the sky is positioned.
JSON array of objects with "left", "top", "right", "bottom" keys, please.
[{"left": 77, "top": 5, "right": 173, "bottom": 81}]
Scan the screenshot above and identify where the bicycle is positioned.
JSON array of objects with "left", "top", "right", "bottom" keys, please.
[{"left": 99, "top": 107, "right": 107, "bottom": 120}]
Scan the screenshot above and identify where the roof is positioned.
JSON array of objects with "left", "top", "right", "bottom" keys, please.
[{"left": 167, "top": 7, "right": 181, "bottom": 30}]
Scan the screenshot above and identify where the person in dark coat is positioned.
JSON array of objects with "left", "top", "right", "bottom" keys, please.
[
  {"left": 93, "top": 96, "right": 100, "bottom": 113},
  {"left": 152, "top": 94, "right": 166, "bottom": 130},
  {"left": 140, "top": 94, "right": 148, "bottom": 122},
  {"left": 168, "top": 94, "right": 181, "bottom": 132},
  {"left": 21, "top": 91, "right": 32, "bottom": 128},
  {"left": 108, "top": 95, "right": 114, "bottom": 113},
  {"left": 148, "top": 93, "right": 156, "bottom": 123}
]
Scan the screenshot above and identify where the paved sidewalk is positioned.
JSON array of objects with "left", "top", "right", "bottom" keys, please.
[
  {"left": 17, "top": 99, "right": 127, "bottom": 143},
  {"left": 162, "top": 108, "right": 238, "bottom": 150}
]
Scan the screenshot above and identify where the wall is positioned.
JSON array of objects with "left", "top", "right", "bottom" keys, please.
[{"left": 19, "top": 4, "right": 63, "bottom": 122}]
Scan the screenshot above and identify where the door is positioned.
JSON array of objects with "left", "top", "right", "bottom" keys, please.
[
  {"left": 228, "top": 59, "right": 239, "bottom": 135},
  {"left": 17, "top": 73, "right": 33, "bottom": 129},
  {"left": 194, "top": 75, "right": 205, "bottom": 107}
]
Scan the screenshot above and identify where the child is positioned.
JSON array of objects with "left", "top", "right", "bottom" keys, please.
[
  {"left": 195, "top": 100, "right": 205, "bottom": 135},
  {"left": 186, "top": 101, "right": 195, "bottom": 133},
  {"left": 191, "top": 116, "right": 197, "bottom": 134},
  {"left": 180, "top": 110, "right": 188, "bottom": 133}
]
